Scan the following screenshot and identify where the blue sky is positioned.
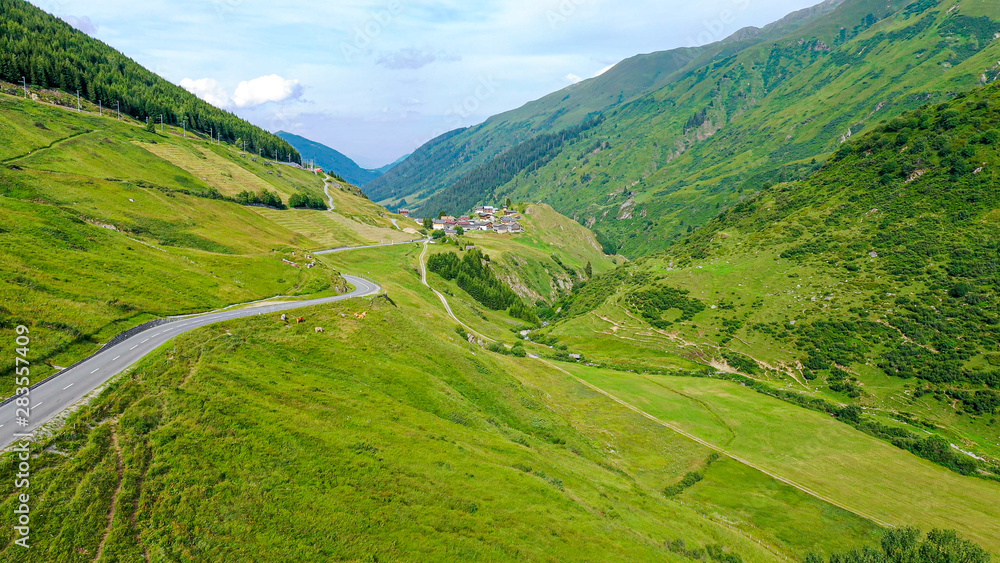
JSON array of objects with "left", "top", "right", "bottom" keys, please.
[{"left": 36, "top": 0, "right": 823, "bottom": 167}]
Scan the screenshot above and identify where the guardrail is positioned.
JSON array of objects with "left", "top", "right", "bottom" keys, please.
[{"left": 0, "top": 317, "right": 175, "bottom": 407}]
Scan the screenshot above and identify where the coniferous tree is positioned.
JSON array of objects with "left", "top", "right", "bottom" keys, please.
[{"left": 0, "top": 0, "right": 300, "bottom": 162}]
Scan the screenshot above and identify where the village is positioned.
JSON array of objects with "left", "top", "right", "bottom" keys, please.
[{"left": 400, "top": 205, "right": 525, "bottom": 235}]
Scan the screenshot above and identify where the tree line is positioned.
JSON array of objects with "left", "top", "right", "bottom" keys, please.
[
  {"left": 0, "top": 0, "right": 300, "bottom": 162},
  {"left": 428, "top": 250, "right": 539, "bottom": 324}
]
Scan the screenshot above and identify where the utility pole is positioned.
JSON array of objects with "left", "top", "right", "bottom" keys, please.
[
  {"left": 99, "top": 100, "right": 102, "bottom": 116},
  {"left": 77, "top": 90, "right": 81, "bottom": 112},
  {"left": 183, "top": 121, "right": 186, "bottom": 138},
  {"left": 209, "top": 127, "right": 213, "bottom": 144},
  {"left": 21, "top": 77, "right": 27, "bottom": 98},
  {"left": 116, "top": 101, "right": 120, "bottom": 121},
  {"left": 159, "top": 115, "right": 163, "bottom": 131}
]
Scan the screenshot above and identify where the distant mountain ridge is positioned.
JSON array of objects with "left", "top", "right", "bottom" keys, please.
[
  {"left": 277, "top": 131, "right": 385, "bottom": 186},
  {"left": 364, "top": 0, "right": 850, "bottom": 208},
  {"left": 372, "top": 0, "right": 1000, "bottom": 256}
]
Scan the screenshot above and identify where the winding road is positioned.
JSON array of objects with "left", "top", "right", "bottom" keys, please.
[{"left": 0, "top": 275, "right": 380, "bottom": 450}]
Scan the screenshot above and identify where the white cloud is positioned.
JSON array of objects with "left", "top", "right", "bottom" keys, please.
[
  {"left": 179, "top": 75, "right": 303, "bottom": 110},
  {"left": 232, "top": 75, "right": 303, "bottom": 108},
  {"left": 565, "top": 73, "right": 583, "bottom": 84},
  {"left": 179, "top": 78, "right": 230, "bottom": 108}
]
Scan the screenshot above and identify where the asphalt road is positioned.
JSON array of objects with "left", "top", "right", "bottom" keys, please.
[
  {"left": 0, "top": 275, "right": 380, "bottom": 449},
  {"left": 315, "top": 239, "right": 427, "bottom": 255}
]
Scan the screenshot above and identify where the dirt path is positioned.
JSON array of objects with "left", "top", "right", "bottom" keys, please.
[
  {"left": 418, "top": 241, "right": 496, "bottom": 344},
  {"left": 3, "top": 128, "right": 94, "bottom": 164},
  {"left": 322, "top": 175, "right": 337, "bottom": 210},
  {"left": 93, "top": 419, "right": 124, "bottom": 562}
]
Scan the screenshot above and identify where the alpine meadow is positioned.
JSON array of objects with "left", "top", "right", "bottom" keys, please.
[{"left": 1, "top": 0, "right": 999, "bottom": 561}]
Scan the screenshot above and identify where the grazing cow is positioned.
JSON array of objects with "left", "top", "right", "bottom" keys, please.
[
  {"left": 315, "top": 327, "right": 324, "bottom": 333},
  {"left": 297, "top": 317, "right": 305, "bottom": 324}
]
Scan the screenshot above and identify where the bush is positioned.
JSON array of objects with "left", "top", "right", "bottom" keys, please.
[
  {"left": 234, "top": 189, "right": 285, "bottom": 210},
  {"left": 289, "top": 193, "right": 327, "bottom": 210},
  {"left": 949, "top": 283, "right": 974, "bottom": 298}
]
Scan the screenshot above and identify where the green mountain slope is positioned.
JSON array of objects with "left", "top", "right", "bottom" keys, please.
[
  {"left": 363, "top": 0, "right": 847, "bottom": 208},
  {"left": 542, "top": 81, "right": 1000, "bottom": 478},
  {"left": 277, "top": 131, "right": 381, "bottom": 186},
  {"left": 0, "top": 0, "right": 299, "bottom": 162},
  {"left": 0, "top": 257, "right": 890, "bottom": 561},
  {"left": 370, "top": 0, "right": 1000, "bottom": 256}
]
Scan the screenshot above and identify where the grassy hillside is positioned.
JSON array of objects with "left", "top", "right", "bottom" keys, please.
[
  {"left": 366, "top": 0, "right": 1000, "bottom": 256},
  {"left": 425, "top": 204, "right": 617, "bottom": 307},
  {"left": 0, "top": 243, "right": 882, "bottom": 561},
  {"left": 539, "top": 81, "right": 1000, "bottom": 479},
  {"left": 0, "top": 92, "right": 405, "bottom": 397},
  {"left": 6, "top": 240, "right": 999, "bottom": 559}
]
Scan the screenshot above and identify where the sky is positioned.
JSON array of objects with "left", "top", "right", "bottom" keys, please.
[{"left": 33, "top": 0, "right": 823, "bottom": 168}]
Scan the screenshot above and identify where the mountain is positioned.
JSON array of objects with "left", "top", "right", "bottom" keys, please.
[
  {"left": 365, "top": 0, "right": 849, "bottom": 209},
  {"left": 0, "top": 0, "right": 299, "bottom": 162},
  {"left": 369, "top": 0, "right": 1000, "bottom": 256},
  {"left": 374, "top": 153, "right": 410, "bottom": 175},
  {"left": 544, "top": 81, "right": 1000, "bottom": 484},
  {"left": 276, "top": 131, "right": 383, "bottom": 186}
]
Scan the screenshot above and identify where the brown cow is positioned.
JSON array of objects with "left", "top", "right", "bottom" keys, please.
[{"left": 297, "top": 317, "right": 305, "bottom": 324}]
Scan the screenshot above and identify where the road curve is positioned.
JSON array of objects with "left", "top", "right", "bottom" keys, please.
[{"left": 0, "top": 275, "right": 380, "bottom": 449}]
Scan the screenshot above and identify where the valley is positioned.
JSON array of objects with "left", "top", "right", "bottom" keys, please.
[{"left": 1, "top": 0, "right": 998, "bottom": 560}]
